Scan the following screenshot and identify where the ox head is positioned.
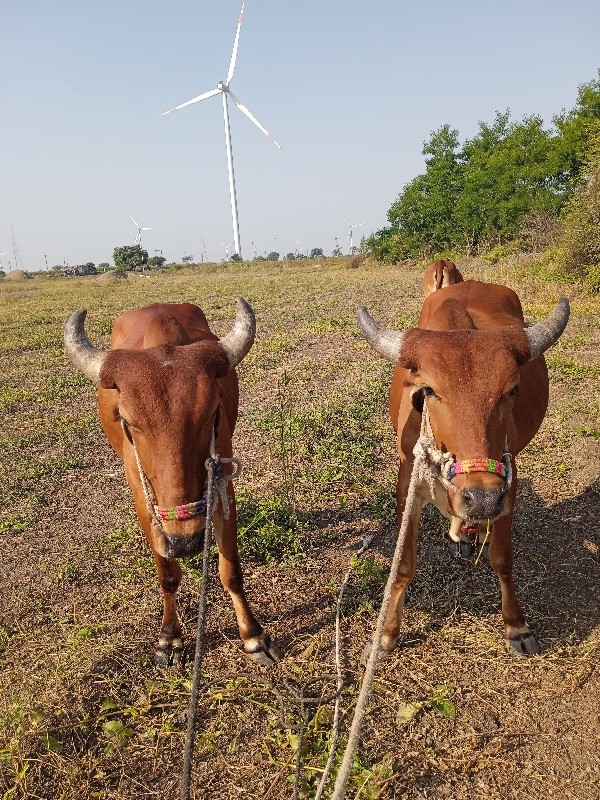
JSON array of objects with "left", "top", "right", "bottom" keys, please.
[
  {"left": 357, "top": 298, "right": 569, "bottom": 522},
  {"left": 64, "top": 298, "right": 255, "bottom": 558}
]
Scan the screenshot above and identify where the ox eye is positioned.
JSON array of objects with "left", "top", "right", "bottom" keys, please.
[
  {"left": 507, "top": 385, "right": 519, "bottom": 398},
  {"left": 423, "top": 386, "right": 440, "bottom": 400}
]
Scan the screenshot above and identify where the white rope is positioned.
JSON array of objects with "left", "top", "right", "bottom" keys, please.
[
  {"left": 329, "top": 411, "right": 434, "bottom": 800},
  {"left": 313, "top": 535, "right": 373, "bottom": 800}
]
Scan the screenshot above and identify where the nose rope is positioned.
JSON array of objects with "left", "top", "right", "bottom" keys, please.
[
  {"left": 120, "top": 412, "right": 243, "bottom": 533},
  {"left": 413, "top": 404, "right": 513, "bottom": 501}
]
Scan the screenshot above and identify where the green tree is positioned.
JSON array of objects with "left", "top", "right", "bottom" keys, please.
[
  {"left": 181, "top": 254, "right": 194, "bottom": 263},
  {"left": 148, "top": 255, "right": 166, "bottom": 268},
  {"left": 113, "top": 245, "right": 148, "bottom": 271},
  {"left": 97, "top": 262, "right": 110, "bottom": 272},
  {"left": 561, "top": 130, "right": 600, "bottom": 290},
  {"left": 286, "top": 252, "right": 296, "bottom": 260},
  {"left": 388, "top": 124, "right": 463, "bottom": 256},
  {"left": 310, "top": 247, "right": 324, "bottom": 258},
  {"left": 266, "top": 251, "right": 280, "bottom": 261},
  {"left": 230, "top": 253, "right": 243, "bottom": 262}
]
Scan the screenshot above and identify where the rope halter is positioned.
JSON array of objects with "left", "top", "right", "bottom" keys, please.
[
  {"left": 120, "top": 406, "right": 242, "bottom": 534},
  {"left": 413, "top": 402, "right": 513, "bottom": 501}
]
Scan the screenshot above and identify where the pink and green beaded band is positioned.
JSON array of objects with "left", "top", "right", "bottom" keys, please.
[
  {"left": 153, "top": 498, "right": 208, "bottom": 521},
  {"left": 449, "top": 458, "right": 507, "bottom": 479}
]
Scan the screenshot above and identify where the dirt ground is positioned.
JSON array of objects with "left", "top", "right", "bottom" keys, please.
[{"left": 0, "top": 256, "right": 598, "bottom": 799}]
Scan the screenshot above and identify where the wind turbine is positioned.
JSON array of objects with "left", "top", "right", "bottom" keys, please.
[
  {"left": 222, "top": 242, "right": 232, "bottom": 259},
  {"left": 129, "top": 215, "right": 154, "bottom": 247},
  {"left": 161, "top": 1, "right": 281, "bottom": 259},
  {"left": 343, "top": 219, "right": 365, "bottom": 254},
  {"left": 0, "top": 253, "right": 5, "bottom": 270}
]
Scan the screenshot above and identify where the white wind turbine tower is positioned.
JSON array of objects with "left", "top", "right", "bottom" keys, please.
[
  {"left": 222, "top": 242, "right": 232, "bottom": 259},
  {"left": 130, "top": 215, "right": 154, "bottom": 247},
  {"left": 343, "top": 219, "right": 365, "bottom": 254},
  {"left": 161, "top": 1, "right": 281, "bottom": 259}
]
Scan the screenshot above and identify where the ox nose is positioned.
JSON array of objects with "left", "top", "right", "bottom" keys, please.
[
  {"left": 164, "top": 528, "right": 205, "bottom": 558},
  {"left": 458, "top": 487, "right": 505, "bottom": 521}
]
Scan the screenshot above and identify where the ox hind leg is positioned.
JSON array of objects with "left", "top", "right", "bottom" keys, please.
[
  {"left": 381, "top": 461, "right": 426, "bottom": 652},
  {"left": 212, "top": 500, "right": 280, "bottom": 666},
  {"left": 489, "top": 497, "right": 540, "bottom": 656}
]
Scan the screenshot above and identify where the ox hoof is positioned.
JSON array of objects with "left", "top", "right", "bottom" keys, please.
[
  {"left": 244, "top": 634, "right": 281, "bottom": 667},
  {"left": 155, "top": 637, "right": 184, "bottom": 669},
  {"left": 506, "top": 631, "right": 540, "bottom": 657}
]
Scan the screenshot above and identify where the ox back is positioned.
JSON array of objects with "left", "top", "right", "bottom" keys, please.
[
  {"left": 358, "top": 279, "right": 569, "bottom": 657},
  {"left": 65, "top": 300, "right": 280, "bottom": 667}
]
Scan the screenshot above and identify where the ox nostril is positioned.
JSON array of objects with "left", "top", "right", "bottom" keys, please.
[{"left": 459, "top": 487, "right": 505, "bottom": 520}]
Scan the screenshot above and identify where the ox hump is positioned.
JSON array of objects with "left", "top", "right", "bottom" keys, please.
[{"left": 142, "top": 312, "right": 193, "bottom": 349}]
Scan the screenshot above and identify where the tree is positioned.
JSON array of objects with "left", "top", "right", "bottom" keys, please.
[
  {"left": 113, "top": 245, "right": 148, "bottom": 272},
  {"left": 85, "top": 262, "right": 96, "bottom": 274},
  {"left": 98, "top": 262, "right": 110, "bottom": 272},
  {"left": 310, "top": 247, "right": 323, "bottom": 258},
  {"left": 148, "top": 255, "right": 166, "bottom": 268},
  {"left": 286, "top": 252, "right": 296, "bottom": 260},
  {"left": 181, "top": 255, "right": 194, "bottom": 263},
  {"left": 266, "top": 251, "right": 280, "bottom": 261},
  {"left": 230, "top": 253, "right": 243, "bottom": 262},
  {"left": 561, "top": 130, "right": 600, "bottom": 290}
]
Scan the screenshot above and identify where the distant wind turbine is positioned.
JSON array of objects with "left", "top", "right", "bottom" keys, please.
[
  {"left": 222, "top": 242, "right": 232, "bottom": 259},
  {"left": 0, "top": 252, "right": 5, "bottom": 271},
  {"left": 343, "top": 218, "right": 364, "bottom": 254},
  {"left": 130, "top": 215, "right": 154, "bottom": 247},
  {"left": 161, "top": 1, "right": 281, "bottom": 259}
]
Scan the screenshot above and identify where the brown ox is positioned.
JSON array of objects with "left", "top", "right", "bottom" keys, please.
[
  {"left": 358, "top": 280, "right": 569, "bottom": 656},
  {"left": 422, "top": 259, "right": 463, "bottom": 296},
  {"left": 64, "top": 299, "right": 279, "bottom": 667}
]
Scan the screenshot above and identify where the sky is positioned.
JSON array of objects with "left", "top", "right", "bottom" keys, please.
[{"left": 1, "top": 1, "right": 600, "bottom": 269}]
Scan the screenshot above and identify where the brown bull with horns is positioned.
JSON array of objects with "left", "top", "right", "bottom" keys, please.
[
  {"left": 358, "top": 280, "right": 569, "bottom": 656},
  {"left": 65, "top": 299, "right": 279, "bottom": 667}
]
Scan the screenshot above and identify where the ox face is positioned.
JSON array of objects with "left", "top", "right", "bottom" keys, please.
[
  {"left": 99, "top": 342, "right": 228, "bottom": 558},
  {"left": 401, "top": 328, "right": 526, "bottom": 522}
]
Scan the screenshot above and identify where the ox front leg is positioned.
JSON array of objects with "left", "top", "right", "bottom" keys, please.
[
  {"left": 213, "top": 500, "right": 280, "bottom": 666},
  {"left": 153, "top": 552, "right": 184, "bottom": 667},
  {"left": 489, "top": 513, "right": 540, "bottom": 657},
  {"left": 381, "top": 461, "right": 425, "bottom": 652}
]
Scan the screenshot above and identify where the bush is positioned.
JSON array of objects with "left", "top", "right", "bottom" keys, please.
[{"left": 561, "top": 133, "right": 600, "bottom": 288}]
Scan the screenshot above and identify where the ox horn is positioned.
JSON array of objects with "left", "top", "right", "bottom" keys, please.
[
  {"left": 218, "top": 297, "right": 256, "bottom": 367},
  {"left": 64, "top": 309, "right": 107, "bottom": 382},
  {"left": 357, "top": 306, "right": 405, "bottom": 363},
  {"left": 525, "top": 297, "right": 570, "bottom": 360}
]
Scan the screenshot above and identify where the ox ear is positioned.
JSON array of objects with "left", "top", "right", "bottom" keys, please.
[{"left": 357, "top": 306, "right": 406, "bottom": 363}]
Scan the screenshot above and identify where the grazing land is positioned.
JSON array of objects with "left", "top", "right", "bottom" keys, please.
[{"left": 1, "top": 255, "right": 599, "bottom": 799}]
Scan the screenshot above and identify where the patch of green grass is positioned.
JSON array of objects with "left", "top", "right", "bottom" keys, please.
[
  {"left": 546, "top": 353, "right": 600, "bottom": 379},
  {"left": 236, "top": 489, "right": 306, "bottom": 564}
]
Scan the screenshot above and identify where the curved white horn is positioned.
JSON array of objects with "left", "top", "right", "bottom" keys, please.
[
  {"left": 526, "top": 298, "right": 570, "bottom": 360},
  {"left": 64, "top": 309, "right": 107, "bottom": 382},
  {"left": 357, "top": 306, "right": 405, "bottom": 363},
  {"left": 219, "top": 298, "right": 256, "bottom": 367}
]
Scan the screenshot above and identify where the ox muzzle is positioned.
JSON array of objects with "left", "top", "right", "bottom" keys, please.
[{"left": 163, "top": 527, "right": 206, "bottom": 558}]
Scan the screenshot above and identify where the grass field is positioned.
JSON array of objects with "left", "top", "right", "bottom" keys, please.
[{"left": 1, "top": 255, "right": 599, "bottom": 799}]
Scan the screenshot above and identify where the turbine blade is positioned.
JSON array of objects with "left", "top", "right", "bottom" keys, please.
[
  {"left": 343, "top": 218, "right": 351, "bottom": 226},
  {"left": 228, "top": 90, "right": 282, "bottom": 149},
  {"left": 141, "top": 227, "right": 154, "bottom": 231},
  {"left": 130, "top": 215, "right": 139, "bottom": 228},
  {"left": 161, "top": 87, "right": 221, "bottom": 115},
  {"left": 226, "top": 1, "right": 245, "bottom": 85}
]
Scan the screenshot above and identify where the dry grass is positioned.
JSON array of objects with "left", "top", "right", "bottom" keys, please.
[{"left": 0, "top": 255, "right": 598, "bottom": 799}]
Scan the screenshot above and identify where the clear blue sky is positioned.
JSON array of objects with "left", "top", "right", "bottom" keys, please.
[{"left": 1, "top": 1, "right": 599, "bottom": 268}]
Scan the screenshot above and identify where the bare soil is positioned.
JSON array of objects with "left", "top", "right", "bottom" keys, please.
[{"left": 0, "top": 256, "right": 598, "bottom": 800}]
